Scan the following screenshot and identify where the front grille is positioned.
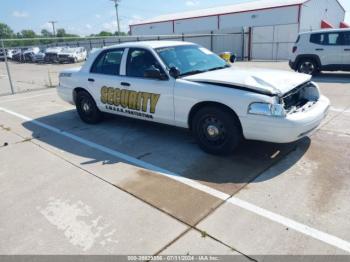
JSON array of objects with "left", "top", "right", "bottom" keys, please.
[
  {"left": 283, "top": 90, "right": 308, "bottom": 111},
  {"left": 45, "top": 53, "right": 58, "bottom": 61},
  {"left": 282, "top": 82, "right": 317, "bottom": 113}
]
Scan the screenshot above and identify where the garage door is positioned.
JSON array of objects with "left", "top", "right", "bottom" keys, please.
[{"left": 251, "top": 24, "right": 299, "bottom": 60}]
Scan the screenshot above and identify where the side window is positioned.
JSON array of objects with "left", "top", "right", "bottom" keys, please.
[
  {"left": 327, "top": 33, "right": 340, "bottom": 45},
  {"left": 342, "top": 32, "right": 350, "bottom": 45},
  {"left": 91, "top": 49, "right": 124, "bottom": 76},
  {"left": 126, "top": 48, "right": 163, "bottom": 78}
]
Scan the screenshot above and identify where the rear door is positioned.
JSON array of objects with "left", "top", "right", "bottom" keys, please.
[{"left": 87, "top": 48, "right": 127, "bottom": 113}]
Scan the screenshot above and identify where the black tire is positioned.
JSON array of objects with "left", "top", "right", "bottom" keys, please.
[
  {"left": 192, "top": 106, "right": 242, "bottom": 155},
  {"left": 297, "top": 58, "right": 319, "bottom": 75},
  {"left": 76, "top": 91, "right": 102, "bottom": 124}
]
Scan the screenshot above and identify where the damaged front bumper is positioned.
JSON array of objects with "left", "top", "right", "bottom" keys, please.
[{"left": 242, "top": 95, "right": 330, "bottom": 143}]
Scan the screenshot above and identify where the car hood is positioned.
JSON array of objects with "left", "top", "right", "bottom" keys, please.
[{"left": 183, "top": 67, "right": 311, "bottom": 96}]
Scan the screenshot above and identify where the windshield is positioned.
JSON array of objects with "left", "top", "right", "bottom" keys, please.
[{"left": 156, "top": 45, "right": 229, "bottom": 77}]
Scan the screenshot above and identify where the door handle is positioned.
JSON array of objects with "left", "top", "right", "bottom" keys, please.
[
  {"left": 315, "top": 48, "right": 324, "bottom": 51},
  {"left": 88, "top": 78, "right": 95, "bottom": 82},
  {"left": 121, "top": 82, "right": 130, "bottom": 87},
  {"left": 344, "top": 49, "right": 350, "bottom": 51}
]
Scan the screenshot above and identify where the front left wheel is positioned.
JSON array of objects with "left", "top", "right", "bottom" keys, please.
[
  {"left": 76, "top": 91, "right": 102, "bottom": 124},
  {"left": 192, "top": 106, "right": 242, "bottom": 155}
]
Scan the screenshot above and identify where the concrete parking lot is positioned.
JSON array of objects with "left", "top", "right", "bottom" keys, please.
[
  {"left": 0, "top": 61, "right": 350, "bottom": 259},
  {"left": 0, "top": 61, "right": 84, "bottom": 95}
]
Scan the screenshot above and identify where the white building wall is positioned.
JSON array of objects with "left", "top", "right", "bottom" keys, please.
[
  {"left": 220, "top": 5, "right": 299, "bottom": 29},
  {"left": 131, "top": 21, "right": 173, "bottom": 35},
  {"left": 252, "top": 23, "right": 299, "bottom": 60},
  {"left": 174, "top": 16, "right": 218, "bottom": 33},
  {"left": 300, "top": 0, "right": 345, "bottom": 32}
]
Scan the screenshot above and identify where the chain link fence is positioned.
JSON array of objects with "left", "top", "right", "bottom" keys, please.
[{"left": 0, "top": 32, "right": 248, "bottom": 96}]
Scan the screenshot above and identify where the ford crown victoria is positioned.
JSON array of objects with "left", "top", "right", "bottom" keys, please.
[{"left": 58, "top": 41, "right": 330, "bottom": 155}]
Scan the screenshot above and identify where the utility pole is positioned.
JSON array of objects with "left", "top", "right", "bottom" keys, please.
[
  {"left": 48, "top": 21, "right": 58, "bottom": 37},
  {"left": 110, "top": 0, "right": 121, "bottom": 35}
]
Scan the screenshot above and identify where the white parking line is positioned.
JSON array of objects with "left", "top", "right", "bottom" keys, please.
[
  {"left": 0, "top": 93, "right": 53, "bottom": 103},
  {"left": 0, "top": 106, "right": 350, "bottom": 253},
  {"left": 330, "top": 107, "right": 350, "bottom": 114}
]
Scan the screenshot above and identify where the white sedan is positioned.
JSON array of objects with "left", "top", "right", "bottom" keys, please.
[{"left": 58, "top": 41, "right": 330, "bottom": 155}]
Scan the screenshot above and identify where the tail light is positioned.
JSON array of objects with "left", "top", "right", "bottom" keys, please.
[{"left": 292, "top": 46, "right": 298, "bottom": 53}]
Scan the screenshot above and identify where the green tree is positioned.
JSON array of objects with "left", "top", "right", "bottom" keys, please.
[
  {"left": 114, "top": 31, "right": 128, "bottom": 36},
  {"left": 41, "top": 29, "right": 52, "bottom": 37},
  {"left": 98, "top": 31, "right": 114, "bottom": 37},
  {"left": 0, "top": 22, "right": 14, "bottom": 39},
  {"left": 20, "top": 30, "right": 36, "bottom": 38},
  {"left": 56, "top": 28, "right": 66, "bottom": 37}
]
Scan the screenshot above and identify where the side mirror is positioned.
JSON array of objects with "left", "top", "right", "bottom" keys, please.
[
  {"left": 169, "top": 67, "right": 181, "bottom": 78},
  {"left": 144, "top": 66, "right": 166, "bottom": 80}
]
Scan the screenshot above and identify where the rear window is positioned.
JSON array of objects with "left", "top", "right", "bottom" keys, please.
[
  {"left": 91, "top": 49, "right": 124, "bottom": 76},
  {"left": 310, "top": 33, "right": 326, "bottom": 45}
]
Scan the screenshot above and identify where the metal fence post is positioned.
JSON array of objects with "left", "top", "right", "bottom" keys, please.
[
  {"left": 1, "top": 39, "right": 15, "bottom": 95},
  {"left": 241, "top": 27, "right": 245, "bottom": 61},
  {"left": 182, "top": 33, "right": 185, "bottom": 41},
  {"left": 210, "top": 31, "right": 214, "bottom": 51}
]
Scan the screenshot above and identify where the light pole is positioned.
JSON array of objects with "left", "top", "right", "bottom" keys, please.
[
  {"left": 110, "top": 0, "right": 121, "bottom": 35},
  {"left": 48, "top": 21, "right": 58, "bottom": 37}
]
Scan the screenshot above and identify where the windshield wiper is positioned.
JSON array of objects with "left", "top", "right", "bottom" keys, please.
[
  {"left": 208, "top": 65, "right": 231, "bottom": 72},
  {"left": 179, "top": 70, "right": 206, "bottom": 77}
]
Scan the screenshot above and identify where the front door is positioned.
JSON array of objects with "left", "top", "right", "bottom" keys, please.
[{"left": 120, "top": 47, "right": 175, "bottom": 125}]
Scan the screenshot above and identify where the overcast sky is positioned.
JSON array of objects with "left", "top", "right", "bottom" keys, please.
[{"left": 1, "top": 0, "right": 349, "bottom": 35}]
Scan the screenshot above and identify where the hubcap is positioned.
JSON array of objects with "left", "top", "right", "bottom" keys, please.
[
  {"left": 300, "top": 62, "right": 314, "bottom": 75},
  {"left": 82, "top": 102, "right": 91, "bottom": 112},
  {"left": 207, "top": 125, "right": 220, "bottom": 137},
  {"left": 200, "top": 116, "right": 227, "bottom": 145}
]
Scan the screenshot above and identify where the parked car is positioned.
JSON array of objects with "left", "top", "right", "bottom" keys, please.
[
  {"left": 45, "top": 47, "right": 64, "bottom": 63},
  {"left": 0, "top": 49, "right": 6, "bottom": 61},
  {"left": 58, "top": 41, "right": 330, "bottom": 155},
  {"left": 289, "top": 28, "right": 350, "bottom": 75},
  {"left": 7, "top": 49, "right": 16, "bottom": 60},
  {"left": 58, "top": 47, "right": 87, "bottom": 63},
  {"left": 33, "top": 51, "right": 46, "bottom": 63},
  {"left": 23, "top": 47, "right": 40, "bottom": 63},
  {"left": 12, "top": 48, "right": 28, "bottom": 63}
]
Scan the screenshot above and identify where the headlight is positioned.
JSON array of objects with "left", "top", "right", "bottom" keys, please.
[{"left": 248, "top": 102, "right": 286, "bottom": 117}]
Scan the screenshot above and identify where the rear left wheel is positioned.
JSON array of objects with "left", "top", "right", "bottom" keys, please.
[
  {"left": 297, "top": 58, "right": 319, "bottom": 75},
  {"left": 76, "top": 91, "right": 102, "bottom": 124}
]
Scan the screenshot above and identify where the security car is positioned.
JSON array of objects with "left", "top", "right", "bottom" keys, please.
[{"left": 58, "top": 41, "right": 330, "bottom": 155}]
